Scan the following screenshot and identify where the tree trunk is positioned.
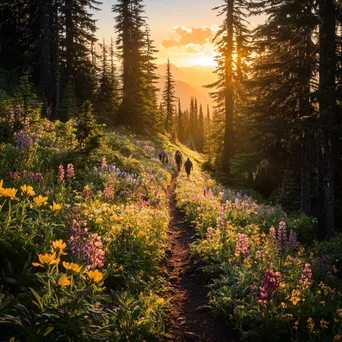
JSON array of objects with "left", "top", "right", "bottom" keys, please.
[
  {"left": 300, "top": 34, "right": 313, "bottom": 216},
  {"left": 65, "top": 0, "right": 74, "bottom": 79},
  {"left": 318, "top": 0, "right": 336, "bottom": 237},
  {"left": 223, "top": 0, "right": 234, "bottom": 174},
  {"left": 300, "top": 134, "right": 313, "bottom": 215},
  {"left": 39, "top": 0, "right": 53, "bottom": 104}
]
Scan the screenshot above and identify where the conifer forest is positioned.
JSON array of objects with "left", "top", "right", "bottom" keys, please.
[{"left": 0, "top": 0, "right": 341, "bottom": 341}]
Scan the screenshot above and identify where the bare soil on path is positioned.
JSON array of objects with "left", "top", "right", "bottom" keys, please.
[{"left": 165, "top": 176, "right": 239, "bottom": 342}]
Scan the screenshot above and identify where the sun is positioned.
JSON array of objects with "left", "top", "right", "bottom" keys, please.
[{"left": 185, "top": 55, "right": 217, "bottom": 67}]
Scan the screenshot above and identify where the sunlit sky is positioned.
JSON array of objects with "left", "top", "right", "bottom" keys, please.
[{"left": 96, "top": 0, "right": 266, "bottom": 67}]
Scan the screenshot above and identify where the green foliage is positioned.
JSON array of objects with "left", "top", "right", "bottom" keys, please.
[
  {"left": 75, "top": 101, "right": 104, "bottom": 155},
  {"left": 287, "top": 214, "right": 317, "bottom": 245}
]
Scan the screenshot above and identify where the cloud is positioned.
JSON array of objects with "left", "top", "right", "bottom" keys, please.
[{"left": 162, "top": 25, "right": 217, "bottom": 51}]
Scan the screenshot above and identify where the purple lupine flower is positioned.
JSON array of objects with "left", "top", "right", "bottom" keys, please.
[
  {"left": 277, "top": 221, "right": 287, "bottom": 249},
  {"left": 14, "top": 130, "right": 32, "bottom": 149},
  {"left": 68, "top": 220, "right": 105, "bottom": 270}
]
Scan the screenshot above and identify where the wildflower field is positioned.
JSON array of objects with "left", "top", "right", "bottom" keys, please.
[
  {"left": 175, "top": 169, "right": 342, "bottom": 341},
  {"left": 0, "top": 105, "right": 200, "bottom": 340},
  {"left": 1, "top": 103, "right": 342, "bottom": 342}
]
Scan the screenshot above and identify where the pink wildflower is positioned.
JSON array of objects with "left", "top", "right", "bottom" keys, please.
[
  {"left": 104, "top": 184, "right": 114, "bottom": 201},
  {"left": 300, "top": 263, "right": 312, "bottom": 288},
  {"left": 67, "top": 163, "right": 75, "bottom": 180},
  {"left": 269, "top": 226, "right": 276, "bottom": 240},
  {"left": 58, "top": 165, "right": 65, "bottom": 185},
  {"left": 235, "top": 233, "right": 249, "bottom": 257},
  {"left": 258, "top": 270, "right": 281, "bottom": 306}
]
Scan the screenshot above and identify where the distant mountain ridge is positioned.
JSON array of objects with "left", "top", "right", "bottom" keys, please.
[{"left": 157, "top": 64, "right": 217, "bottom": 111}]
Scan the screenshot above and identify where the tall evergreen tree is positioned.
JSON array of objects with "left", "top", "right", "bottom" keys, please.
[
  {"left": 95, "top": 39, "right": 118, "bottom": 124},
  {"left": 207, "top": 0, "right": 250, "bottom": 175},
  {"left": 141, "top": 26, "right": 160, "bottom": 133},
  {"left": 198, "top": 104, "right": 204, "bottom": 152},
  {"left": 177, "top": 98, "right": 185, "bottom": 142},
  {"left": 59, "top": 0, "right": 101, "bottom": 107},
  {"left": 162, "top": 58, "right": 176, "bottom": 137},
  {"left": 204, "top": 105, "right": 213, "bottom": 162},
  {"left": 113, "top": 0, "right": 146, "bottom": 131},
  {"left": 230, "top": 0, "right": 318, "bottom": 204}
]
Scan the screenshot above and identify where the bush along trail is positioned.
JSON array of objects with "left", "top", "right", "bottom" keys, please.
[{"left": 174, "top": 168, "right": 342, "bottom": 341}]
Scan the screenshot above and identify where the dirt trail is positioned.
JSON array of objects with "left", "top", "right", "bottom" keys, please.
[{"left": 166, "top": 176, "right": 239, "bottom": 342}]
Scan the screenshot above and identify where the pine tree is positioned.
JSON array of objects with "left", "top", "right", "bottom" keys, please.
[
  {"left": 198, "top": 104, "right": 204, "bottom": 152},
  {"left": 176, "top": 99, "right": 183, "bottom": 142},
  {"left": 113, "top": 0, "right": 146, "bottom": 131},
  {"left": 162, "top": 58, "right": 176, "bottom": 137},
  {"left": 95, "top": 39, "right": 118, "bottom": 125},
  {"left": 230, "top": 0, "right": 318, "bottom": 201},
  {"left": 141, "top": 26, "right": 160, "bottom": 133},
  {"left": 207, "top": 0, "right": 250, "bottom": 175},
  {"left": 59, "top": 0, "right": 101, "bottom": 108},
  {"left": 204, "top": 105, "right": 213, "bottom": 162}
]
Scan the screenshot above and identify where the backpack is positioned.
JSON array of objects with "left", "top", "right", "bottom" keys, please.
[
  {"left": 184, "top": 160, "right": 192, "bottom": 170},
  {"left": 175, "top": 151, "right": 182, "bottom": 161}
]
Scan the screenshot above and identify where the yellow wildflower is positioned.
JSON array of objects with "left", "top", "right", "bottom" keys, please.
[
  {"left": 280, "top": 302, "right": 287, "bottom": 309},
  {"left": 293, "top": 321, "right": 299, "bottom": 330},
  {"left": 156, "top": 298, "right": 165, "bottom": 305},
  {"left": 21, "top": 185, "right": 35, "bottom": 197},
  {"left": 337, "top": 309, "right": 342, "bottom": 318},
  {"left": 334, "top": 335, "right": 342, "bottom": 341},
  {"left": 137, "top": 231, "right": 147, "bottom": 238},
  {"left": 307, "top": 318, "right": 314, "bottom": 333},
  {"left": 87, "top": 270, "right": 103, "bottom": 283},
  {"left": 320, "top": 319, "right": 329, "bottom": 329},
  {"left": 290, "top": 290, "right": 301, "bottom": 306},
  {"left": 32, "top": 253, "right": 60, "bottom": 268},
  {"left": 50, "top": 202, "right": 62, "bottom": 211},
  {"left": 33, "top": 195, "right": 48, "bottom": 206},
  {"left": 51, "top": 240, "right": 67, "bottom": 255},
  {"left": 0, "top": 187, "right": 17, "bottom": 200},
  {"left": 63, "top": 262, "right": 82, "bottom": 273},
  {"left": 58, "top": 274, "right": 71, "bottom": 287}
]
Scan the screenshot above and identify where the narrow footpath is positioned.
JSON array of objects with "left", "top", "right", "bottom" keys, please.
[{"left": 166, "top": 176, "right": 238, "bottom": 342}]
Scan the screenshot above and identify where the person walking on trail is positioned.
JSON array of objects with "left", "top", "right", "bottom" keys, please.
[
  {"left": 184, "top": 158, "right": 193, "bottom": 178},
  {"left": 174, "top": 150, "right": 183, "bottom": 172},
  {"left": 159, "top": 151, "right": 168, "bottom": 164}
]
